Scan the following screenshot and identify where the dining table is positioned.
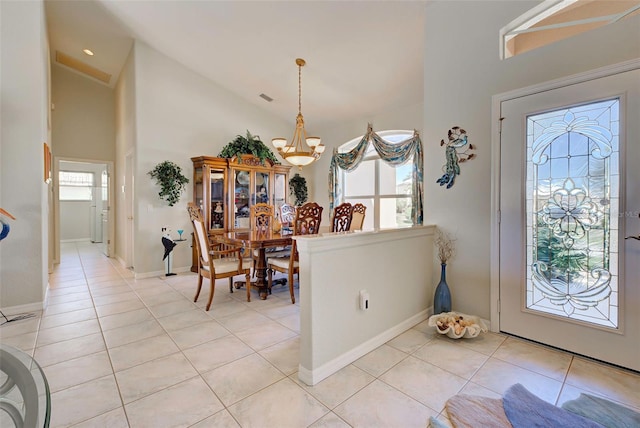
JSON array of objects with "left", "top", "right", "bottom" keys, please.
[{"left": 215, "top": 229, "right": 293, "bottom": 300}]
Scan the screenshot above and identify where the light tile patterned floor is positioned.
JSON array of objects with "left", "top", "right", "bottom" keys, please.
[{"left": 1, "top": 241, "right": 639, "bottom": 427}]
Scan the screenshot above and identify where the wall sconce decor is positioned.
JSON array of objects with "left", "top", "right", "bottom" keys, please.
[{"left": 436, "top": 126, "right": 475, "bottom": 189}]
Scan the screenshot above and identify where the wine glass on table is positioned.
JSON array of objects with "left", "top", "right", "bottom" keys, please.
[{"left": 177, "top": 229, "right": 184, "bottom": 240}]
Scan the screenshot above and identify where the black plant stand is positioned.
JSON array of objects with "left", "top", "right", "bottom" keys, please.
[{"left": 163, "top": 238, "right": 186, "bottom": 276}]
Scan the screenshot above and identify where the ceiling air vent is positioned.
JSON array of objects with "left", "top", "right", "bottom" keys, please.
[
  {"left": 55, "top": 51, "right": 111, "bottom": 85},
  {"left": 259, "top": 93, "right": 274, "bottom": 102}
]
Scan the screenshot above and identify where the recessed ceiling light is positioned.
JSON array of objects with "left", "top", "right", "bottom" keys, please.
[{"left": 83, "top": 49, "right": 94, "bottom": 56}]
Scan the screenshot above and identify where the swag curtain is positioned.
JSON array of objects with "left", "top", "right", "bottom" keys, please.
[{"left": 329, "top": 124, "right": 423, "bottom": 225}]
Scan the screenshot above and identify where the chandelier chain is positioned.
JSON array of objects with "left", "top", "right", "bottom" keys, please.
[{"left": 298, "top": 63, "right": 302, "bottom": 115}]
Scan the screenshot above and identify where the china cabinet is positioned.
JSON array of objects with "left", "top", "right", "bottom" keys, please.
[{"left": 191, "top": 155, "right": 290, "bottom": 271}]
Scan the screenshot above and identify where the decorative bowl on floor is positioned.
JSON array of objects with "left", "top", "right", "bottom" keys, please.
[{"left": 428, "top": 311, "right": 488, "bottom": 339}]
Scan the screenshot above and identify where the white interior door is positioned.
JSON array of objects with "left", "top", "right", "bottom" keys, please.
[
  {"left": 100, "top": 168, "right": 110, "bottom": 256},
  {"left": 499, "top": 67, "right": 639, "bottom": 371},
  {"left": 125, "top": 151, "right": 135, "bottom": 269}
]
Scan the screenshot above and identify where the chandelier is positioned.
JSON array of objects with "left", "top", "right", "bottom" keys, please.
[{"left": 272, "top": 58, "right": 325, "bottom": 169}]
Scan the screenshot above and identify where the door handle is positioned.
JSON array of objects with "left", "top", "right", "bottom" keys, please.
[{"left": 625, "top": 213, "right": 640, "bottom": 240}]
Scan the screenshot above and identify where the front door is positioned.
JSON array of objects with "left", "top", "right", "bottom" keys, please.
[{"left": 499, "top": 66, "right": 639, "bottom": 371}]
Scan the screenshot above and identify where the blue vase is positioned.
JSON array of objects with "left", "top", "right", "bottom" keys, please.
[{"left": 433, "top": 263, "right": 452, "bottom": 314}]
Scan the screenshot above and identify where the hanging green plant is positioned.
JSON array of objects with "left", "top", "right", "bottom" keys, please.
[
  {"left": 219, "top": 130, "right": 280, "bottom": 165},
  {"left": 148, "top": 161, "right": 189, "bottom": 207},
  {"left": 289, "top": 173, "right": 308, "bottom": 206}
]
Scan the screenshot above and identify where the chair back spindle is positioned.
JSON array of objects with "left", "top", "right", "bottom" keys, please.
[
  {"left": 251, "top": 203, "right": 274, "bottom": 233},
  {"left": 294, "top": 202, "right": 323, "bottom": 236},
  {"left": 331, "top": 202, "right": 353, "bottom": 232},
  {"left": 349, "top": 203, "right": 367, "bottom": 231}
]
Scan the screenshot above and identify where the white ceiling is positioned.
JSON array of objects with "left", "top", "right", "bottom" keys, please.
[{"left": 45, "top": 0, "right": 427, "bottom": 126}]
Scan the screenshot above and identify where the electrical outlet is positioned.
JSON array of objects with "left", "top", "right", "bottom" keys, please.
[{"left": 359, "top": 290, "right": 369, "bottom": 310}]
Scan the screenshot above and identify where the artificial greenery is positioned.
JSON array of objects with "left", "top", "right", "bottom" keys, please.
[
  {"left": 218, "top": 130, "right": 280, "bottom": 165},
  {"left": 148, "top": 161, "right": 189, "bottom": 207},
  {"left": 289, "top": 173, "right": 308, "bottom": 206}
]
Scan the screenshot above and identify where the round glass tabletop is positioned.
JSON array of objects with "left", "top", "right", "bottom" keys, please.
[{"left": 0, "top": 344, "right": 50, "bottom": 427}]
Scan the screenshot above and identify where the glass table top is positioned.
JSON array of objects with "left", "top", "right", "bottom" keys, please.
[{"left": 0, "top": 344, "right": 50, "bottom": 427}]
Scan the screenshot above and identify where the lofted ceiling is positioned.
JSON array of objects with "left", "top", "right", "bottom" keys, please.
[{"left": 45, "top": 0, "right": 427, "bottom": 126}]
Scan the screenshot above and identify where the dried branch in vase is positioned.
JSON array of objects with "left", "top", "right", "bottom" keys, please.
[{"left": 435, "top": 228, "right": 456, "bottom": 264}]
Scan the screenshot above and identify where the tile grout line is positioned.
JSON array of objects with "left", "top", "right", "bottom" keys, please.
[{"left": 77, "top": 242, "right": 133, "bottom": 427}]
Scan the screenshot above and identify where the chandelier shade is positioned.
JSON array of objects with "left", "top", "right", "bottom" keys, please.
[{"left": 272, "top": 58, "right": 324, "bottom": 169}]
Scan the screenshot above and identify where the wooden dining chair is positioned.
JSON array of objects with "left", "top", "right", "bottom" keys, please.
[
  {"left": 349, "top": 203, "right": 367, "bottom": 231},
  {"left": 251, "top": 203, "right": 274, "bottom": 233},
  {"left": 280, "top": 203, "right": 297, "bottom": 232},
  {"left": 267, "top": 202, "right": 323, "bottom": 303},
  {"left": 248, "top": 203, "right": 290, "bottom": 279},
  {"left": 331, "top": 202, "right": 353, "bottom": 232},
  {"left": 187, "top": 202, "right": 251, "bottom": 310}
]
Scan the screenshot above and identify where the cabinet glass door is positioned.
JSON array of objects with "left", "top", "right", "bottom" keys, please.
[
  {"left": 210, "top": 168, "right": 225, "bottom": 230},
  {"left": 255, "top": 171, "right": 270, "bottom": 205},
  {"left": 194, "top": 168, "right": 204, "bottom": 212},
  {"left": 233, "top": 169, "right": 251, "bottom": 229},
  {"left": 274, "top": 172, "right": 287, "bottom": 213}
]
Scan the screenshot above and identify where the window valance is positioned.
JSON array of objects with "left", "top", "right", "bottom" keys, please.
[{"left": 329, "top": 124, "right": 423, "bottom": 225}]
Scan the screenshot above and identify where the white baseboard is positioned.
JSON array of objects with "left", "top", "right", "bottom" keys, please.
[
  {"left": 112, "top": 254, "right": 193, "bottom": 279},
  {"left": 133, "top": 266, "right": 193, "bottom": 279},
  {"left": 115, "top": 255, "right": 127, "bottom": 269},
  {"left": 298, "top": 308, "right": 432, "bottom": 386},
  {"left": 44, "top": 283, "right": 50, "bottom": 308},
  {"left": 60, "top": 238, "right": 91, "bottom": 243},
  {"left": 114, "top": 256, "right": 136, "bottom": 272},
  {"left": 0, "top": 301, "right": 44, "bottom": 318}
]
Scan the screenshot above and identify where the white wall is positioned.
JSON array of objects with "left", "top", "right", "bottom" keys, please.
[
  {"left": 51, "top": 65, "right": 115, "bottom": 161},
  {"left": 423, "top": 1, "right": 640, "bottom": 319},
  {"left": 59, "top": 201, "right": 91, "bottom": 240},
  {"left": 128, "top": 41, "right": 293, "bottom": 276},
  {"left": 297, "top": 226, "right": 434, "bottom": 385},
  {"left": 0, "top": 0, "right": 50, "bottom": 311}
]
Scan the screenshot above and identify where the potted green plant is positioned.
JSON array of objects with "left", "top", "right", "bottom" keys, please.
[
  {"left": 148, "top": 161, "right": 189, "bottom": 206},
  {"left": 219, "top": 130, "right": 280, "bottom": 165},
  {"left": 289, "top": 173, "right": 308, "bottom": 206}
]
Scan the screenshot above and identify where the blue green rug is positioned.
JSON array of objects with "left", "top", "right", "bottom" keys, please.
[
  {"left": 429, "top": 383, "right": 640, "bottom": 428},
  {"left": 561, "top": 390, "right": 640, "bottom": 428}
]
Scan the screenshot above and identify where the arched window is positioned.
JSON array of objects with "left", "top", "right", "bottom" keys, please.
[{"left": 330, "top": 126, "right": 423, "bottom": 229}]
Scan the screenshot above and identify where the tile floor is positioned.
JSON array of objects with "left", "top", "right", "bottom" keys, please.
[{"left": 1, "top": 241, "right": 639, "bottom": 427}]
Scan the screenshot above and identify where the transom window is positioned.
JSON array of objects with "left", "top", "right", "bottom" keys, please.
[
  {"left": 339, "top": 131, "right": 414, "bottom": 229},
  {"left": 501, "top": 0, "right": 640, "bottom": 59}
]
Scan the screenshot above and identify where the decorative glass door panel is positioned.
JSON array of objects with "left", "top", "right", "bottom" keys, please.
[{"left": 526, "top": 100, "right": 619, "bottom": 328}]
